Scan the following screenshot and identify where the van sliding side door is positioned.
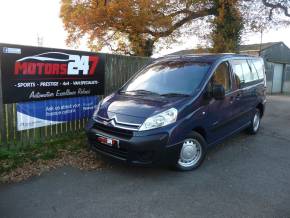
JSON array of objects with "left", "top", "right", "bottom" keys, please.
[{"left": 229, "top": 59, "right": 253, "bottom": 129}]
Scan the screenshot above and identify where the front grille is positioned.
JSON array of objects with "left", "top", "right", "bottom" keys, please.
[
  {"left": 93, "top": 142, "right": 128, "bottom": 160},
  {"left": 93, "top": 122, "right": 133, "bottom": 139}
]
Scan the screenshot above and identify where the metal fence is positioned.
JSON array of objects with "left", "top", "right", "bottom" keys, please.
[{"left": 0, "top": 54, "right": 152, "bottom": 148}]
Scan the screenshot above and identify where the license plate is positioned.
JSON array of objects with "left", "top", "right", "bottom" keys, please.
[{"left": 96, "top": 134, "right": 119, "bottom": 148}]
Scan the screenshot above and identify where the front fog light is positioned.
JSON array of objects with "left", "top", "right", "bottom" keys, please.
[{"left": 139, "top": 108, "right": 178, "bottom": 131}]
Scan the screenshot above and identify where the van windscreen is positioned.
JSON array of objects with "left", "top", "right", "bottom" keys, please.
[{"left": 121, "top": 61, "right": 210, "bottom": 96}]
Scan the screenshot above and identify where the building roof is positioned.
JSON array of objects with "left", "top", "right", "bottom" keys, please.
[
  {"left": 169, "top": 42, "right": 284, "bottom": 55},
  {"left": 239, "top": 42, "right": 283, "bottom": 52}
]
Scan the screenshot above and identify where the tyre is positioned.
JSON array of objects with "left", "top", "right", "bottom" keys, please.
[
  {"left": 247, "top": 108, "right": 261, "bottom": 135},
  {"left": 175, "top": 131, "right": 207, "bottom": 171}
]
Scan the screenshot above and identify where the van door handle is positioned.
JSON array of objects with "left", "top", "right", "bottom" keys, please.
[{"left": 235, "top": 93, "right": 241, "bottom": 100}]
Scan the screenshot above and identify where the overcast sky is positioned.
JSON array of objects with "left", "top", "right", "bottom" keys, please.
[{"left": 1, "top": 0, "right": 290, "bottom": 57}]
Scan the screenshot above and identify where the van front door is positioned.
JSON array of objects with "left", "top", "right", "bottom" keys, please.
[{"left": 206, "top": 61, "right": 237, "bottom": 144}]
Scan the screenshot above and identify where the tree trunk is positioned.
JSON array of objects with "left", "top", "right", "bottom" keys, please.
[
  {"left": 129, "top": 35, "right": 154, "bottom": 57},
  {"left": 211, "top": 0, "right": 243, "bottom": 53}
]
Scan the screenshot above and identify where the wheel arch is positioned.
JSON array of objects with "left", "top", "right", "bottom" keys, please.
[
  {"left": 256, "top": 103, "right": 264, "bottom": 117},
  {"left": 192, "top": 126, "right": 207, "bottom": 142}
]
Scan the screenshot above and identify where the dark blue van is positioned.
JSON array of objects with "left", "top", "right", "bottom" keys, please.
[{"left": 86, "top": 54, "right": 266, "bottom": 171}]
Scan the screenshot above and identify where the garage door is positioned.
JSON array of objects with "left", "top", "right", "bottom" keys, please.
[{"left": 272, "top": 64, "right": 284, "bottom": 93}]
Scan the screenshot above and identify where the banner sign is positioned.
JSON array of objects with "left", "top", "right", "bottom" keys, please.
[
  {"left": 0, "top": 43, "right": 105, "bottom": 104},
  {"left": 17, "top": 96, "right": 98, "bottom": 131}
]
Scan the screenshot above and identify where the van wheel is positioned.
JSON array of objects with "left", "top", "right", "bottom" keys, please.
[
  {"left": 247, "top": 108, "right": 261, "bottom": 135},
  {"left": 175, "top": 132, "right": 207, "bottom": 171}
]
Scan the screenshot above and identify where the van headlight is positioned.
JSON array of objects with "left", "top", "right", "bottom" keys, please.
[
  {"left": 92, "top": 101, "right": 102, "bottom": 118},
  {"left": 139, "top": 108, "right": 178, "bottom": 131}
]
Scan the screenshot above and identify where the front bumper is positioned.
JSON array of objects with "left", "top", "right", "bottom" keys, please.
[{"left": 86, "top": 122, "right": 181, "bottom": 166}]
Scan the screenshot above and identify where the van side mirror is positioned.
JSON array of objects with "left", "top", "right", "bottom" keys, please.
[{"left": 212, "top": 84, "right": 225, "bottom": 100}]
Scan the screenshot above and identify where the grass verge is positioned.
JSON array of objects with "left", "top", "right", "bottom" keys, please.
[{"left": 0, "top": 132, "right": 105, "bottom": 183}]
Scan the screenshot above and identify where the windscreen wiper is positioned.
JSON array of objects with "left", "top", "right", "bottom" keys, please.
[
  {"left": 120, "top": 89, "right": 160, "bottom": 96},
  {"left": 161, "top": 93, "right": 190, "bottom": 97}
]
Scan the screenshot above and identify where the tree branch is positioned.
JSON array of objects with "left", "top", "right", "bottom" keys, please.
[
  {"left": 261, "top": 0, "right": 290, "bottom": 18},
  {"left": 146, "top": 8, "right": 215, "bottom": 38}
]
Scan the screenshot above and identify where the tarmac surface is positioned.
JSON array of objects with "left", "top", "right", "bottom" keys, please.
[{"left": 1, "top": 95, "right": 290, "bottom": 218}]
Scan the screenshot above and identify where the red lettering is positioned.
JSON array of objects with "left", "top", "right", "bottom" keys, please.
[
  {"left": 44, "top": 64, "right": 52, "bottom": 75},
  {"left": 27, "top": 63, "right": 36, "bottom": 75},
  {"left": 52, "top": 64, "right": 60, "bottom": 75},
  {"left": 60, "top": 64, "right": 67, "bottom": 75},
  {"left": 36, "top": 63, "right": 45, "bottom": 75},
  {"left": 14, "top": 62, "right": 28, "bottom": 75},
  {"left": 89, "top": 56, "right": 99, "bottom": 75},
  {"left": 14, "top": 61, "right": 80, "bottom": 76}
]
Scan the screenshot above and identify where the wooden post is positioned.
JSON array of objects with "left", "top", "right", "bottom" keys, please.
[{"left": 0, "top": 49, "right": 6, "bottom": 146}]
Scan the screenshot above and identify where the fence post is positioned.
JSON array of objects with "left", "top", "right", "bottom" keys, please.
[{"left": 0, "top": 51, "right": 6, "bottom": 147}]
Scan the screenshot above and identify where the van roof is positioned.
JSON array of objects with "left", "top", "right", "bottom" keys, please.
[{"left": 155, "top": 53, "right": 259, "bottom": 63}]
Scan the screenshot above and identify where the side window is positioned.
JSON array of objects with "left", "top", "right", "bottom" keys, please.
[
  {"left": 252, "top": 59, "right": 265, "bottom": 79},
  {"left": 212, "top": 62, "right": 231, "bottom": 92},
  {"left": 231, "top": 59, "right": 263, "bottom": 88},
  {"left": 241, "top": 60, "right": 254, "bottom": 83},
  {"left": 248, "top": 60, "right": 259, "bottom": 81},
  {"left": 231, "top": 60, "right": 244, "bottom": 88}
]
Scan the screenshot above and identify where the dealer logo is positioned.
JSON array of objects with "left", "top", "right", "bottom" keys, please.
[{"left": 14, "top": 52, "right": 99, "bottom": 76}]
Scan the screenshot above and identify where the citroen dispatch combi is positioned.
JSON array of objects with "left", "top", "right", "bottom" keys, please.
[{"left": 86, "top": 54, "right": 266, "bottom": 171}]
